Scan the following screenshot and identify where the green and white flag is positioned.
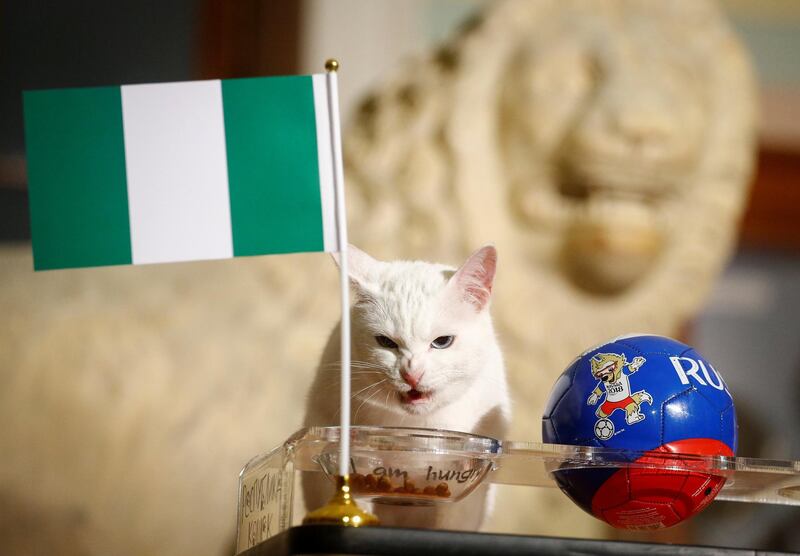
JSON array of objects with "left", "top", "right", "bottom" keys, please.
[
  {"left": 26, "top": 66, "right": 362, "bottom": 489},
  {"left": 24, "top": 75, "right": 338, "bottom": 270}
]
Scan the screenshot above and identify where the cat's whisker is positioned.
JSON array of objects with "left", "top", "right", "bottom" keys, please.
[
  {"left": 321, "top": 360, "right": 386, "bottom": 370},
  {"left": 316, "top": 371, "right": 387, "bottom": 389},
  {"left": 352, "top": 378, "right": 386, "bottom": 395},
  {"left": 352, "top": 360, "right": 386, "bottom": 367},
  {"left": 354, "top": 384, "right": 387, "bottom": 422},
  {"left": 320, "top": 369, "right": 384, "bottom": 376},
  {"left": 318, "top": 368, "right": 386, "bottom": 377},
  {"left": 320, "top": 370, "right": 380, "bottom": 381},
  {"left": 320, "top": 362, "right": 383, "bottom": 370},
  {"left": 317, "top": 378, "right": 373, "bottom": 390},
  {"left": 353, "top": 389, "right": 381, "bottom": 423},
  {"left": 318, "top": 379, "right": 376, "bottom": 399}
]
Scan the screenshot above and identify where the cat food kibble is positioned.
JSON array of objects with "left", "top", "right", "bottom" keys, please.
[
  {"left": 346, "top": 473, "right": 451, "bottom": 498},
  {"left": 376, "top": 476, "right": 392, "bottom": 492}
]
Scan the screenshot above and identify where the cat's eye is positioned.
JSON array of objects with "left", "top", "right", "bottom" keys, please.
[
  {"left": 375, "top": 335, "right": 399, "bottom": 349},
  {"left": 431, "top": 335, "right": 455, "bottom": 349}
]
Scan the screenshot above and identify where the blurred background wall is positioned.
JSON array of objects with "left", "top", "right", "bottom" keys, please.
[{"left": 1, "top": 0, "right": 799, "bottom": 553}]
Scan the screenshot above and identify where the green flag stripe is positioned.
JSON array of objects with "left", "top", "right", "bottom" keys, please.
[
  {"left": 222, "top": 76, "right": 325, "bottom": 257},
  {"left": 24, "top": 87, "right": 132, "bottom": 270}
]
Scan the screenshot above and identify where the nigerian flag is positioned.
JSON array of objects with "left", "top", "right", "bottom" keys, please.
[{"left": 23, "top": 75, "right": 339, "bottom": 271}]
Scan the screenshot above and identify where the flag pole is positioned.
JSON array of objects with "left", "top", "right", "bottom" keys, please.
[
  {"left": 324, "top": 58, "right": 352, "bottom": 480},
  {"left": 303, "top": 59, "right": 377, "bottom": 527}
]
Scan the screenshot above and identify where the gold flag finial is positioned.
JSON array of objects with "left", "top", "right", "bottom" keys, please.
[
  {"left": 325, "top": 59, "right": 340, "bottom": 73},
  {"left": 303, "top": 475, "right": 379, "bottom": 527}
]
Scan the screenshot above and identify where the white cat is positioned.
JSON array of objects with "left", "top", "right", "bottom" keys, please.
[{"left": 303, "top": 245, "right": 511, "bottom": 530}]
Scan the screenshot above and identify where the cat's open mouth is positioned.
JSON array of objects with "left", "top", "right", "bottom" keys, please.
[{"left": 400, "top": 388, "right": 431, "bottom": 405}]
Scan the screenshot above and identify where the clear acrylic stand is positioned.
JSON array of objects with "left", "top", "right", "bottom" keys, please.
[{"left": 235, "top": 426, "right": 800, "bottom": 554}]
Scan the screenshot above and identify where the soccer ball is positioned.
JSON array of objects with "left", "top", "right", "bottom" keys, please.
[
  {"left": 542, "top": 334, "right": 737, "bottom": 529},
  {"left": 594, "top": 418, "right": 615, "bottom": 440}
]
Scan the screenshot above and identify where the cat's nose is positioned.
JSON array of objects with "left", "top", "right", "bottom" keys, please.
[{"left": 400, "top": 369, "right": 424, "bottom": 389}]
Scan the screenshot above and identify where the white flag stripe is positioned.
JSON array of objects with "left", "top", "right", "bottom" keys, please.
[
  {"left": 312, "top": 75, "right": 338, "bottom": 253},
  {"left": 121, "top": 80, "right": 233, "bottom": 265}
]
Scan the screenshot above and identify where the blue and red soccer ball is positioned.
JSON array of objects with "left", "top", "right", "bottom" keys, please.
[{"left": 542, "top": 334, "right": 737, "bottom": 529}]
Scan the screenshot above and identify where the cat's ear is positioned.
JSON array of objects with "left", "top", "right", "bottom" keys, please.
[
  {"left": 331, "top": 244, "right": 380, "bottom": 293},
  {"left": 447, "top": 245, "right": 497, "bottom": 312}
]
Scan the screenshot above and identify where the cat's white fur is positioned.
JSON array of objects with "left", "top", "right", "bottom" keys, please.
[{"left": 303, "top": 245, "right": 511, "bottom": 530}]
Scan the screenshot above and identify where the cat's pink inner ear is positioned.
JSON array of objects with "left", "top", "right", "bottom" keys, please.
[
  {"left": 337, "top": 244, "right": 380, "bottom": 292},
  {"left": 449, "top": 246, "right": 497, "bottom": 311}
]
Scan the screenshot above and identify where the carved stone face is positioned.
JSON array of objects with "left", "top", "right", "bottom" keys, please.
[
  {"left": 500, "top": 9, "right": 710, "bottom": 294},
  {"left": 345, "top": 0, "right": 755, "bottom": 333}
]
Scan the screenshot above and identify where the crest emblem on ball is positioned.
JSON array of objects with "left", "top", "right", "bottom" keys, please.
[{"left": 587, "top": 353, "right": 653, "bottom": 429}]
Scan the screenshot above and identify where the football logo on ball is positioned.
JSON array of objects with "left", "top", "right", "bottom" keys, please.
[
  {"left": 593, "top": 418, "right": 614, "bottom": 440},
  {"left": 542, "top": 334, "right": 737, "bottom": 530}
]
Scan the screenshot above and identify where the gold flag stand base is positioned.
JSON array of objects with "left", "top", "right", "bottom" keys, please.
[{"left": 303, "top": 475, "right": 380, "bottom": 527}]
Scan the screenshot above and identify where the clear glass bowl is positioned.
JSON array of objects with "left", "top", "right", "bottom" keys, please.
[{"left": 311, "top": 426, "right": 500, "bottom": 505}]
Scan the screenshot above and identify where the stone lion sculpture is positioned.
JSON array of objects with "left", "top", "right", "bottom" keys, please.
[
  {"left": 0, "top": 0, "right": 755, "bottom": 553},
  {"left": 342, "top": 0, "right": 756, "bottom": 536}
]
